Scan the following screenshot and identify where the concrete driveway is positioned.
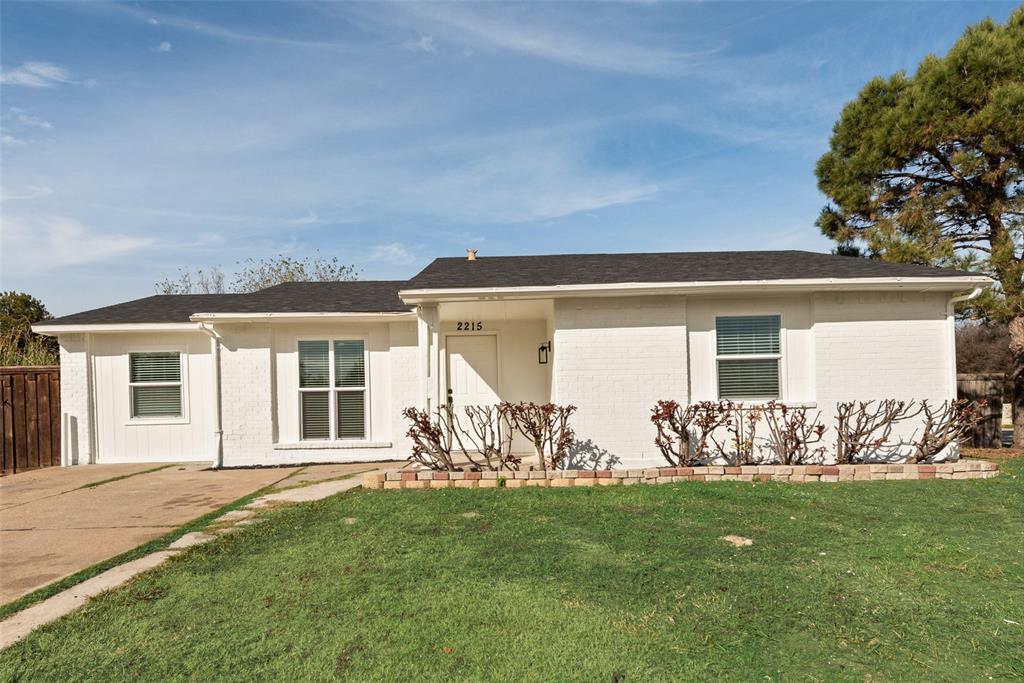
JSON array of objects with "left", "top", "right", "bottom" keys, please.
[{"left": 0, "top": 463, "right": 298, "bottom": 605}]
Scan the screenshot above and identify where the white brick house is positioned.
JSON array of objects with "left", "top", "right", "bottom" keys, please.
[{"left": 34, "top": 250, "right": 991, "bottom": 469}]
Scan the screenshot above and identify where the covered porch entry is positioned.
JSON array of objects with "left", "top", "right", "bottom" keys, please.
[{"left": 416, "top": 299, "right": 553, "bottom": 416}]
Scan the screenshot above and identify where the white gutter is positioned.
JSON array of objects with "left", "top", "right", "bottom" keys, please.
[
  {"left": 948, "top": 287, "right": 984, "bottom": 308},
  {"left": 33, "top": 322, "right": 203, "bottom": 335},
  {"left": 32, "top": 312, "right": 417, "bottom": 335},
  {"left": 197, "top": 323, "right": 224, "bottom": 470},
  {"left": 946, "top": 287, "right": 985, "bottom": 398},
  {"left": 399, "top": 275, "right": 994, "bottom": 304},
  {"left": 188, "top": 311, "right": 416, "bottom": 323}
]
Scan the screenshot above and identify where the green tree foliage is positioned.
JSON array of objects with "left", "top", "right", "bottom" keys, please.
[
  {"left": 816, "top": 7, "right": 1024, "bottom": 444},
  {"left": 0, "top": 291, "right": 58, "bottom": 366},
  {"left": 155, "top": 252, "right": 358, "bottom": 295}
]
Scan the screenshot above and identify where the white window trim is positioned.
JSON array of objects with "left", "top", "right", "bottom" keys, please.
[
  {"left": 124, "top": 346, "right": 190, "bottom": 426},
  {"left": 713, "top": 313, "right": 786, "bottom": 402},
  {"left": 297, "top": 336, "right": 370, "bottom": 442}
]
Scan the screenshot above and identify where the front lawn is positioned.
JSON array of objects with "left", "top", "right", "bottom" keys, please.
[{"left": 2, "top": 458, "right": 1023, "bottom": 681}]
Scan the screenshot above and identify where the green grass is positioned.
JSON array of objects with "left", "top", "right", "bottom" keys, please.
[{"left": 2, "top": 460, "right": 1023, "bottom": 682}]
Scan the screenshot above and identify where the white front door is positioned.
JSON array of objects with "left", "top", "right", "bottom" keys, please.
[{"left": 446, "top": 335, "right": 499, "bottom": 409}]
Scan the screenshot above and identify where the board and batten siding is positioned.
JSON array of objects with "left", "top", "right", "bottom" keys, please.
[
  {"left": 211, "top": 319, "right": 418, "bottom": 467},
  {"left": 90, "top": 331, "right": 215, "bottom": 463}
]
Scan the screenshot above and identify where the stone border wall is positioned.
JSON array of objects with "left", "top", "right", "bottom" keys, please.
[{"left": 363, "top": 460, "right": 999, "bottom": 490}]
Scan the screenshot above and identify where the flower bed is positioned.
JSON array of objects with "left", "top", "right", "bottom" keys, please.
[{"left": 363, "top": 460, "right": 999, "bottom": 490}]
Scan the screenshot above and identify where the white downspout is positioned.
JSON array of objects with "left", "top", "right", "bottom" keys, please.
[
  {"left": 946, "top": 287, "right": 984, "bottom": 397},
  {"left": 198, "top": 323, "right": 224, "bottom": 469}
]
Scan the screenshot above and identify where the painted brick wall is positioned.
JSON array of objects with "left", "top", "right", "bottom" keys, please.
[
  {"left": 813, "top": 291, "right": 954, "bottom": 451},
  {"left": 552, "top": 296, "right": 688, "bottom": 469},
  {"left": 58, "top": 334, "right": 91, "bottom": 466},
  {"left": 813, "top": 291, "right": 952, "bottom": 401},
  {"left": 388, "top": 321, "right": 419, "bottom": 457},
  {"left": 219, "top": 324, "right": 276, "bottom": 467}
]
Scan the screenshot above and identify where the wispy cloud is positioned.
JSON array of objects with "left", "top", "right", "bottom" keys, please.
[
  {"left": 1, "top": 134, "right": 27, "bottom": 146},
  {"left": 0, "top": 62, "right": 74, "bottom": 87},
  {"left": 402, "top": 35, "right": 437, "bottom": 53},
  {"left": 1, "top": 215, "right": 155, "bottom": 275},
  {"left": 1, "top": 184, "right": 53, "bottom": 201},
  {"left": 115, "top": 5, "right": 364, "bottom": 54},
  {"left": 287, "top": 210, "right": 322, "bottom": 226},
  {"left": 402, "top": 4, "right": 717, "bottom": 77},
  {"left": 368, "top": 242, "right": 417, "bottom": 265},
  {"left": 10, "top": 109, "right": 54, "bottom": 129},
  {"left": 154, "top": 41, "right": 173, "bottom": 53}
]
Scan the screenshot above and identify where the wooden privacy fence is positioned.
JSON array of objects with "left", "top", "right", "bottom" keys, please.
[
  {"left": 1, "top": 366, "right": 61, "bottom": 475},
  {"left": 957, "top": 373, "right": 1005, "bottom": 449}
]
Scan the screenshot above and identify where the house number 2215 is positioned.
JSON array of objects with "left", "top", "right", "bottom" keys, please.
[{"left": 456, "top": 321, "right": 483, "bottom": 331}]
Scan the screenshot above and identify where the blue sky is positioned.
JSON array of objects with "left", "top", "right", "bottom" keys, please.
[{"left": 1, "top": 1, "right": 1017, "bottom": 315}]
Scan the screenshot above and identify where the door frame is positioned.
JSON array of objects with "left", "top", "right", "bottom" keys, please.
[{"left": 442, "top": 331, "right": 502, "bottom": 407}]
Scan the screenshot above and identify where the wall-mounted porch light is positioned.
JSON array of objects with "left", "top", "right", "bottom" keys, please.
[{"left": 538, "top": 341, "right": 552, "bottom": 365}]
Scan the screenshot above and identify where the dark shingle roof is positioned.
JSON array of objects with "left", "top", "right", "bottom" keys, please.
[
  {"left": 43, "top": 281, "right": 410, "bottom": 326},
  {"left": 403, "top": 250, "right": 981, "bottom": 290},
  {"left": 41, "top": 251, "right": 986, "bottom": 327}
]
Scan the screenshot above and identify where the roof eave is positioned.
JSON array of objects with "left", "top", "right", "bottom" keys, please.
[
  {"left": 32, "top": 322, "right": 205, "bottom": 336},
  {"left": 188, "top": 311, "right": 416, "bottom": 323},
  {"left": 399, "top": 276, "right": 994, "bottom": 304}
]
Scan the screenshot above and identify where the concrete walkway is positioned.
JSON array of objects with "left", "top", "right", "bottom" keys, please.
[
  {"left": 0, "top": 461, "right": 400, "bottom": 649},
  {"left": 0, "top": 463, "right": 297, "bottom": 604}
]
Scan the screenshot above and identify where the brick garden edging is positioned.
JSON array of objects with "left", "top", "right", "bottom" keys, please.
[{"left": 363, "top": 460, "right": 999, "bottom": 490}]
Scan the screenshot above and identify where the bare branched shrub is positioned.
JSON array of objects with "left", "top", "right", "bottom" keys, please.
[
  {"left": 457, "top": 405, "right": 519, "bottom": 471},
  {"left": 760, "top": 401, "right": 827, "bottom": 465},
  {"left": 402, "top": 405, "right": 460, "bottom": 471},
  {"left": 834, "top": 400, "right": 923, "bottom": 464},
  {"left": 504, "top": 402, "right": 577, "bottom": 471},
  {"left": 906, "top": 399, "right": 987, "bottom": 463},
  {"left": 706, "top": 402, "right": 764, "bottom": 466},
  {"left": 403, "top": 402, "right": 575, "bottom": 471},
  {"left": 651, "top": 400, "right": 729, "bottom": 466}
]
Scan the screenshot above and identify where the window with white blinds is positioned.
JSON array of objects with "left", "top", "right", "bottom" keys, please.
[
  {"left": 298, "top": 339, "right": 366, "bottom": 440},
  {"left": 129, "top": 352, "right": 183, "bottom": 418},
  {"left": 716, "top": 315, "right": 781, "bottom": 400}
]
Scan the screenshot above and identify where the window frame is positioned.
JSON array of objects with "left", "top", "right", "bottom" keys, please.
[
  {"left": 296, "top": 336, "right": 370, "bottom": 441},
  {"left": 714, "top": 313, "right": 785, "bottom": 401},
  {"left": 125, "top": 347, "right": 190, "bottom": 425}
]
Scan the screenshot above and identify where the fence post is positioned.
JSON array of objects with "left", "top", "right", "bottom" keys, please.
[{"left": 956, "top": 373, "right": 1004, "bottom": 449}]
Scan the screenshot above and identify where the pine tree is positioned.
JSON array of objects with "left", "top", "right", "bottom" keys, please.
[{"left": 816, "top": 7, "right": 1024, "bottom": 445}]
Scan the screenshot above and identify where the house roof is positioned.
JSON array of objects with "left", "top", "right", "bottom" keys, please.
[
  {"left": 42, "top": 281, "right": 411, "bottom": 326},
  {"left": 38, "top": 250, "right": 989, "bottom": 329},
  {"left": 403, "top": 250, "right": 982, "bottom": 291}
]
